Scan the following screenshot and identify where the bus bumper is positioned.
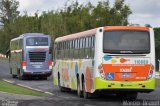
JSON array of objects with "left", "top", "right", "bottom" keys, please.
[
  {"left": 23, "top": 70, "right": 52, "bottom": 77},
  {"left": 94, "top": 77, "right": 155, "bottom": 93}
]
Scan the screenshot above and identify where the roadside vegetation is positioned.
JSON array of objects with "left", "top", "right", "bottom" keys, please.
[
  {"left": 0, "top": 0, "right": 160, "bottom": 68},
  {"left": 0, "top": 80, "right": 49, "bottom": 96},
  {"left": 0, "top": 0, "right": 131, "bottom": 53}
]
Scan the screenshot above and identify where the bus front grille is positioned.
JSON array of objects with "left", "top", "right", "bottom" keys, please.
[{"left": 29, "top": 51, "right": 46, "bottom": 62}]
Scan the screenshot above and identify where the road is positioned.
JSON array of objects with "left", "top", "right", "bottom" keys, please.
[{"left": 0, "top": 59, "right": 160, "bottom": 106}]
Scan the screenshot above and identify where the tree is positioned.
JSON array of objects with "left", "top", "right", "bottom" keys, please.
[
  {"left": 0, "top": 0, "right": 132, "bottom": 53},
  {"left": 0, "top": 0, "right": 19, "bottom": 24}
]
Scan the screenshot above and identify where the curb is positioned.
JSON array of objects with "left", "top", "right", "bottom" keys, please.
[{"left": 2, "top": 79, "right": 53, "bottom": 96}]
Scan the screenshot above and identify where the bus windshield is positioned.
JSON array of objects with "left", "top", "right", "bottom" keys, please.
[
  {"left": 26, "top": 37, "right": 48, "bottom": 46},
  {"left": 103, "top": 30, "right": 150, "bottom": 54}
]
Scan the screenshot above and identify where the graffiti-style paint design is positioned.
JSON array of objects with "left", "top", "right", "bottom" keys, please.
[
  {"left": 120, "top": 58, "right": 129, "bottom": 63},
  {"left": 62, "top": 68, "right": 69, "bottom": 82},
  {"left": 75, "top": 63, "right": 78, "bottom": 75},
  {"left": 78, "top": 59, "right": 82, "bottom": 69},
  {"left": 111, "top": 58, "right": 117, "bottom": 63},
  {"left": 71, "top": 78, "right": 76, "bottom": 89},
  {"left": 53, "top": 59, "right": 94, "bottom": 93},
  {"left": 85, "top": 67, "right": 92, "bottom": 92},
  {"left": 103, "top": 55, "right": 112, "bottom": 61},
  {"left": 70, "top": 60, "right": 74, "bottom": 69}
]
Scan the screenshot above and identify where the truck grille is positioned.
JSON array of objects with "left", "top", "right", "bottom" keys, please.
[{"left": 29, "top": 51, "right": 46, "bottom": 62}]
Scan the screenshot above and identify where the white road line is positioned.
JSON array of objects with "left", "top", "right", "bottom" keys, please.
[
  {"left": 2, "top": 79, "right": 53, "bottom": 95},
  {"left": 3, "top": 79, "right": 14, "bottom": 83}
]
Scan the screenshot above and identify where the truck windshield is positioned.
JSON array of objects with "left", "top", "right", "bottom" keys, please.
[
  {"left": 26, "top": 37, "right": 48, "bottom": 46},
  {"left": 103, "top": 30, "right": 150, "bottom": 54}
]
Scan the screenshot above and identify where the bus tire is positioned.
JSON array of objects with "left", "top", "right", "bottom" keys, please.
[
  {"left": 18, "top": 70, "right": 24, "bottom": 80},
  {"left": 12, "top": 75, "right": 17, "bottom": 78},
  {"left": 10, "top": 68, "right": 12, "bottom": 74},
  {"left": 10, "top": 68, "right": 16, "bottom": 78},
  {"left": 77, "top": 78, "right": 83, "bottom": 98},
  {"left": 82, "top": 79, "right": 89, "bottom": 99},
  {"left": 58, "top": 74, "right": 65, "bottom": 92}
]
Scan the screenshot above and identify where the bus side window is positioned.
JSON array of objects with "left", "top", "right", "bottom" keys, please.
[
  {"left": 85, "top": 37, "right": 89, "bottom": 59},
  {"left": 54, "top": 43, "right": 56, "bottom": 60},
  {"left": 67, "top": 40, "right": 70, "bottom": 59},
  {"left": 91, "top": 35, "right": 95, "bottom": 58},
  {"left": 79, "top": 38, "right": 82, "bottom": 59},
  {"left": 83, "top": 37, "right": 86, "bottom": 59},
  {"left": 88, "top": 36, "right": 92, "bottom": 58},
  {"left": 69, "top": 40, "right": 72, "bottom": 59},
  {"left": 67, "top": 41, "right": 69, "bottom": 59},
  {"left": 60, "top": 42, "right": 62, "bottom": 59},
  {"left": 77, "top": 38, "right": 80, "bottom": 58},
  {"left": 63, "top": 42, "right": 65, "bottom": 59},
  {"left": 72, "top": 40, "right": 75, "bottom": 59},
  {"left": 76, "top": 39, "right": 79, "bottom": 59},
  {"left": 57, "top": 43, "right": 59, "bottom": 59}
]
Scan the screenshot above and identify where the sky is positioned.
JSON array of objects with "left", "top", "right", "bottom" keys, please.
[{"left": 17, "top": 0, "right": 160, "bottom": 27}]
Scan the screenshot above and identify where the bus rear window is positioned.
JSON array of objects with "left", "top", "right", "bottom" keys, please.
[
  {"left": 26, "top": 37, "right": 48, "bottom": 46},
  {"left": 103, "top": 30, "right": 150, "bottom": 54}
]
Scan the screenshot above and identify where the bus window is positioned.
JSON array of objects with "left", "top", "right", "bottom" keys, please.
[
  {"left": 103, "top": 31, "right": 150, "bottom": 54},
  {"left": 26, "top": 37, "right": 48, "bottom": 46}
]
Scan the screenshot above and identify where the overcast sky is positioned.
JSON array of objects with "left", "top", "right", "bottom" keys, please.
[{"left": 17, "top": 0, "right": 160, "bottom": 27}]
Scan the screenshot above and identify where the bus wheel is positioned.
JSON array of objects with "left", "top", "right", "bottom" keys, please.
[
  {"left": 18, "top": 70, "right": 24, "bottom": 80},
  {"left": 12, "top": 75, "right": 16, "bottom": 78},
  {"left": 10, "top": 68, "right": 16, "bottom": 78},
  {"left": 82, "top": 80, "right": 89, "bottom": 99},
  {"left": 77, "top": 78, "right": 83, "bottom": 98},
  {"left": 58, "top": 75, "right": 65, "bottom": 92},
  {"left": 10, "top": 68, "right": 12, "bottom": 74}
]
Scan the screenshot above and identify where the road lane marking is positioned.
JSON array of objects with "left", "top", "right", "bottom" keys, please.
[{"left": 2, "top": 79, "right": 54, "bottom": 96}]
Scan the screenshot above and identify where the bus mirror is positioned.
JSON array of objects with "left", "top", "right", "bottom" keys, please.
[{"left": 6, "top": 49, "right": 10, "bottom": 58}]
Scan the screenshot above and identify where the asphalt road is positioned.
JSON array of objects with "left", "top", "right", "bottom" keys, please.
[{"left": 0, "top": 59, "right": 160, "bottom": 106}]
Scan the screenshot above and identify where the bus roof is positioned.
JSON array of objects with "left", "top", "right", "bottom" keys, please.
[
  {"left": 11, "top": 33, "right": 50, "bottom": 41},
  {"left": 104, "top": 26, "right": 150, "bottom": 31},
  {"left": 20, "top": 33, "right": 50, "bottom": 37},
  {"left": 55, "top": 28, "right": 97, "bottom": 42},
  {"left": 55, "top": 26, "right": 150, "bottom": 42}
]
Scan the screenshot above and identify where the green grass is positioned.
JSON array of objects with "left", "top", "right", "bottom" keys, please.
[
  {"left": 0, "top": 80, "right": 49, "bottom": 97},
  {"left": 0, "top": 57, "right": 8, "bottom": 61},
  {"left": 156, "top": 79, "right": 160, "bottom": 87}
]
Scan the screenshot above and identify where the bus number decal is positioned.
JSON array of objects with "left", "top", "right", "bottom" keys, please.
[{"left": 134, "top": 60, "right": 149, "bottom": 64}]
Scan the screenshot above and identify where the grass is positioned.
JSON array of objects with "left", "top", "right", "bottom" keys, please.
[
  {"left": 0, "top": 80, "right": 49, "bottom": 97},
  {"left": 0, "top": 57, "right": 8, "bottom": 61}
]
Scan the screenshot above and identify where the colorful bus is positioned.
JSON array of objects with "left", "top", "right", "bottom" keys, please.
[
  {"left": 9, "top": 33, "right": 53, "bottom": 80},
  {"left": 53, "top": 26, "right": 155, "bottom": 99}
]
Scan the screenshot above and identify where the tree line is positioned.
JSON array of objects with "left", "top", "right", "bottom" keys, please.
[
  {"left": 0, "top": 0, "right": 131, "bottom": 53},
  {"left": 0, "top": 0, "right": 160, "bottom": 69}
]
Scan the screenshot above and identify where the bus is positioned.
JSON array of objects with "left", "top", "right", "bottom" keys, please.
[
  {"left": 53, "top": 26, "right": 155, "bottom": 99},
  {"left": 9, "top": 33, "right": 53, "bottom": 80}
]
